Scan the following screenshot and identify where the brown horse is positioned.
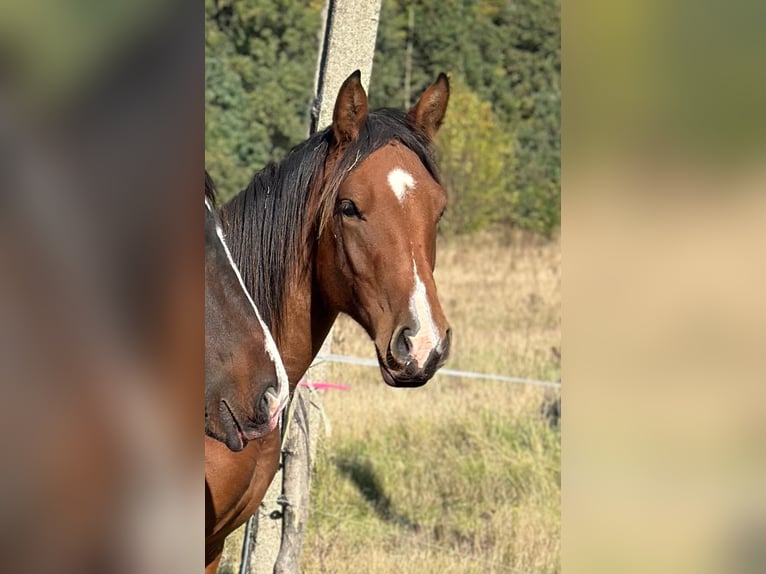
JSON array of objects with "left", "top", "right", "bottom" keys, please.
[
  {"left": 205, "top": 71, "right": 452, "bottom": 571},
  {"left": 205, "top": 173, "right": 289, "bottom": 452}
]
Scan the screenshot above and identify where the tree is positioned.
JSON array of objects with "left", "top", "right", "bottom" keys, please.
[
  {"left": 205, "top": 0, "right": 323, "bottom": 199},
  {"left": 473, "top": 0, "right": 560, "bottom": 234},
  {"left": 436, "top": 76, "right": 515, "bottom": 235},
  {"left": 370, "top": 0, "right": 560, "bottom": 235}
]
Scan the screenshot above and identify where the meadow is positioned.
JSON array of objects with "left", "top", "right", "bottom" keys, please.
[{"left": 221, "top": 232, "right": 560, "bottom": 573}]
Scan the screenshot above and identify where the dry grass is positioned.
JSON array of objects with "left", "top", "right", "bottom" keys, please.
[
  {"left": 219, "top": 231, "right": 561, "bottom": 573},
  {"left": 302, "top": 232, "right": 560, "bottom": 573}
]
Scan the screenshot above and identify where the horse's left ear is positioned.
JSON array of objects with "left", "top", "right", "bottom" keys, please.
[
  {"left": 332, "top": 70, "right": 368, "bottom": 146},
  {"left": 408, "top": 73, "right": 450, "bottom": 139}
]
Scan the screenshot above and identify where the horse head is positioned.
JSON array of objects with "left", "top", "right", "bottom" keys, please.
[
  {"left": 204, "top": 175, "right": 289, "bottom": 451},
  {"left": 316, "top": 71, "right": 452, "bottom": 387}
]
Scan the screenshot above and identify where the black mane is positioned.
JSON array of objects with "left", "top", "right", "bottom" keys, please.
[
  {"left": 204, "top": 170, "right": 217, "bottom": 207},
  {"left": 220, "top": 108, "right": 439, "bottom": 339}
]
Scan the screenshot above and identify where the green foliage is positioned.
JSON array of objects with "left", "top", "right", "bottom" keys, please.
[
  {"left": 205, "top": 0, "right": 323, "bottom": 200},
  {"left": 205, "top": 0, "right": 560, "bottom": 235},
  {"left": 436, "top": 76, "right": 515, "bottom": 235},
  {"left": 371, "top": 0, "right": 560, "bottom": 235},
  {"left": 476, "top": 0, "right": 561, "bottom": 235}
]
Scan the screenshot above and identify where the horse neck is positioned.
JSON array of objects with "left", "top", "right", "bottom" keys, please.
[
  {"left": 277, "top": 268, "right": 338, "bottom": 388},
  {"left": 223, "top": 145, "right": 338, "bottom": 387}
]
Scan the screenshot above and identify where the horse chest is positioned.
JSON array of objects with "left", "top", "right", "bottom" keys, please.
[{"left": 204, "top": 432, "right": 281, "bottom": 539}]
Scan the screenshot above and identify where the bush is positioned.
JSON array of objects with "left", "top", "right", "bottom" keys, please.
[{"left": 436, "top": 77, "right": 515, "bottom": 235}]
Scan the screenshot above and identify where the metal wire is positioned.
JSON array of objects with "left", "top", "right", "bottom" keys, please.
[{"left": 313, "top": 353, "right": 561, "bottom": 389}]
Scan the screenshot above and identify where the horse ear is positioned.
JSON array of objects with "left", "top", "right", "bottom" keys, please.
[
  {"left": 408, "top": 73, "right": 450, "bottom": 139},
  {"left": 332, "top": 70, "right": 368, "bottom": 145}
]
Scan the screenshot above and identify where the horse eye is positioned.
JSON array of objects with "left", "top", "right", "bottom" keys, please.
[
  {"left": 438, "top": 207, "right": 446, "bottom": 222},
  {"left": 340, "top": 199, "right": 361, "bottom": 219}
]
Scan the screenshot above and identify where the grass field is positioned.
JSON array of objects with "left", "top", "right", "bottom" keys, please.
[{"left": 220, "top": 232, "right": 560, "bottom": 573}]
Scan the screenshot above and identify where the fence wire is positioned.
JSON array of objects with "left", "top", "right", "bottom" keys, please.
[{"left": 312, "top": 353, "right": 561, "bottom": 389}]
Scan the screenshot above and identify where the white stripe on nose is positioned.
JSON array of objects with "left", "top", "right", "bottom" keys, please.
[
  {"left": 387, "top": 168, "right": 415, "bottom": 204},
  {"left": 210, "top": 201, "right": 290, "bottom": 409},
  {"left": 408, "top": 260, "right": 441, "bottom": 366}
]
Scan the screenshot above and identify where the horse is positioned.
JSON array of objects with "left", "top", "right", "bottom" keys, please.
[
  {"left": 205, "top": 172, "right": 290, "bottom": 452},
  {"left": 205, "top": 70, "right": 452, "bottom": 571}
]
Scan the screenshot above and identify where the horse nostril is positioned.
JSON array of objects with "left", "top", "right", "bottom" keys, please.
[
  {"left": 392, "top": 325, "right": 413, "bottom": 362},
  {"left": 259, "top": 385, "right": 277, "bottom": 415}
]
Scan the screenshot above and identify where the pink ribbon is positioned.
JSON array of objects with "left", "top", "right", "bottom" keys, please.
[{"left": 298, "top": 381, "right": 350, "bottom": 391}]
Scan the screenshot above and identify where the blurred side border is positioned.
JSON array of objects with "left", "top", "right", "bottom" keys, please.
[
  {"left": 564, "top": 1, "right": 766, "bottom": 573},
  {"left": 0, "top": 1, "right": 203, "bottom": 572}
]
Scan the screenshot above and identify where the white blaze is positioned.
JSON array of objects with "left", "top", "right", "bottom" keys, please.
[
  {"left": 408, "top": 260, "right": 441, "bottom": 366},
  {"left": 206, "top": 200, "right": 290, "bottom": 412},
  {"left": 387, "top": 168, "right": 415, "bottom": 204}
]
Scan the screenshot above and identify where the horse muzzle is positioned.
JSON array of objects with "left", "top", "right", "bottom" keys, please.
[
  {"left": 206, "top": 385, "right": 286, "bottom": 452},
  {"left": 378, "top": 327, "right": 451, "bottom": 387}
]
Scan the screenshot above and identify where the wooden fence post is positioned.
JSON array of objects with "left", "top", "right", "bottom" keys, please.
[
  {"left": 273, "top": 374, "right": 324, "bottom": 573},
  {"left": 309, "top": 0, "right": 383, "bottom": 133},
  {"left": 244, "top": 1, "right": 381, "bottom": 573}
]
